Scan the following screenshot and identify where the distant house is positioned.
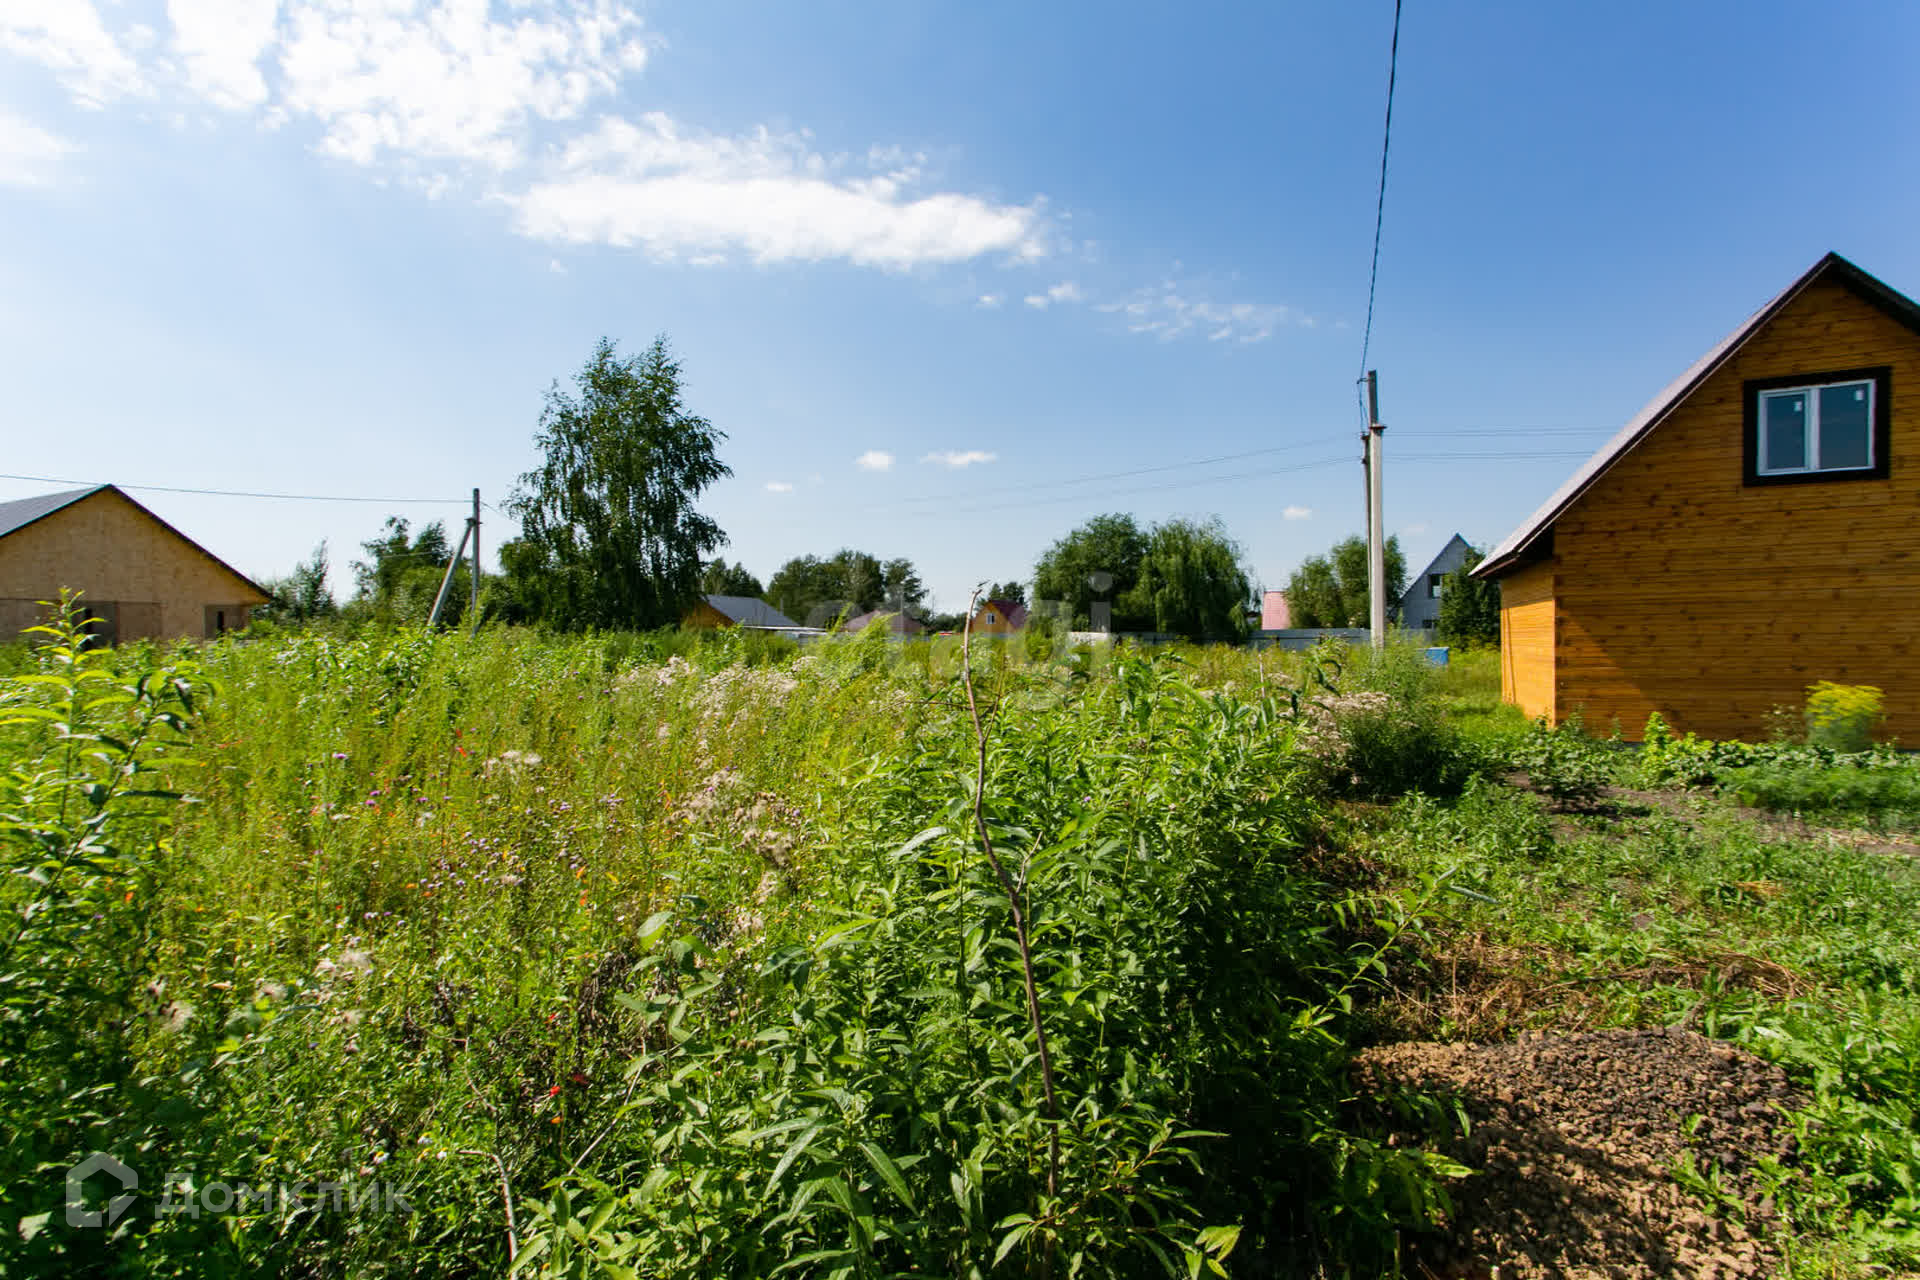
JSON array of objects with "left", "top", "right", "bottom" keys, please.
[
  {"left": 1397, "top": 533, "right": 1476, "bottom": 633},
  {"left": 0, "top": 485, "right": 268, "bottom": 644},
  {"left": 683, "top": 594, "right": 800, "bottom": 629},
  {"left": 841, "top": 609, "right": 925, "bottom": 635},
  {"left": 1473, "top": 252, "right": 1920, "bottom": 741},
  {"left": 1260, "top": 590, "right": 1290, "bottom": 630},
  {"left": 967, "top": 598, "right": 1028, "bottom": 635}
]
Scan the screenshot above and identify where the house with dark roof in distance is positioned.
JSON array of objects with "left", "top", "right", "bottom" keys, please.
[
  {"left": 1472, "top": 252, "right": 1920, "bottom": 741},
  {"left": 682, "top": 594, "right": 802, "bottom": 630},
  {"left": 1398, "top": 533, "right": 1476, "bottom": 633},
  {"left": 0, "top": 485, "right": 269, "bottom": 644},
  {"left": 840, "top": 608, "right": 925, "bottom": 636}
]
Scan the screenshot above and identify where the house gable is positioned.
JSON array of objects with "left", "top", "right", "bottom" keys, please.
[
  {"left": 1483, "top": 256, "right": 1920, "bottom": 740},
  {"left": 0, "top": 485, "right": 269, "bottom": 641}
]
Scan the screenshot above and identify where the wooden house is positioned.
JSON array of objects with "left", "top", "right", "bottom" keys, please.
[
  {"left": 1472, "top": 252, "right": 1920, "bottom": 741},
  {"left": 683, "top": 594, "right": 801, "bottom": 629},
  {"left": 1397, "top": 533, "right": 1476, "bottom": 633},
  {"left": 967, "top": 598, "right": 1028, "bottom": 635},
  {"left": 0, "top": 485, "right": 268, "bottom": 644}
]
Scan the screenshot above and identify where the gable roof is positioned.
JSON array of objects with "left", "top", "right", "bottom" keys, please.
[
  {"left": 0, "top": 486, "right": 102, "bottom": 541},
  {"left": 0, "top": 484, "right": 269, "bottom": 600},
  {"left": 1402, "top": 534, "right": 1473, "bottom": 590},
  {"left": 1474, "top": 252, "right": 1920, "bottom": 579},
  {"left": 702, "top": 594, "right": 800, "bottom": 628}
]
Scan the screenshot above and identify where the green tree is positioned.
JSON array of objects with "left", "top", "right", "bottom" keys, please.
[
  {"left": 1032, "top": 513, "right": 1151, "bottom": 631},
  {"left": 258, "top": 542, "right": 337, "bottom": 625},
  {"left": 348, "top": 518, "right": 464, "bottom": 625},
  {"left": 985, "top": 580, "right": 1027, "bottom": 606},
  {"left": 768, "top": 550, "right": 925, "bottom": 625},
  {"left": 1129, "top": 518, "right": 1252, "bottom": 643},
  {"left": 700, "top": 558, "right": 764, "bottom": 598},
  {"left": 505, "top": 336, "right": 731, "bottom": 631},
  {"left": 1436, "top": 548, "right": 1500, "bottom": 647},
  {"left": 1285, "top": 534, "right": 1406, "bottom": 628}
]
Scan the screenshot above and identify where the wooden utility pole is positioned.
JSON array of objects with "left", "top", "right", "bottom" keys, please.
[{"left": 1364, "top": 372, "right": 1387, "bottom": 650}]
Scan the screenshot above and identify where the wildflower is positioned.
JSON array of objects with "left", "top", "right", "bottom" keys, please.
[{"left": 547, "top": 1085, "right": 562, "bottom": 1097}]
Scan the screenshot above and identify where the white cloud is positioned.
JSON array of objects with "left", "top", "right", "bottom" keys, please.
[
  {"left": 1282, "top": 504, "right": 1312, "bottom": 521},
  {"left": 2, "top": 2, "right": 1050, "bottom": 272},
  {"left": 975, "top": 293, "right": 1002, "bottom": 308},
  {"left": 922, "top": 449, "right": 996, "bottom": 468},
  {"left": 0, "top": 0, "right": 146, "bottom": 105},
  {"left": 764, "top": 480, "right": 793, "bottom": 493},
  {"left": 511, "top": 114, "right": 1045, "bottom": 268},
  {"left": 0, "top": 110, "right": 75, "bottom": 186},
  {"left": 547, "top": 257, "right": 566, "bottom": 273},
  {"left": 168, "top": 0, "right": 280, "bottom": 109},
  {"left": 1097, "top": 282, "right": 1312, "bottom": 344},
  {"left": 277, "top": 0, "right": 647, "bottom": 169},
  {"left": 854, "top": 450, "right": 894, "bottom": 472},
  {"left": 1023, "top": 280, "right": 1081, "bottom": 309}
]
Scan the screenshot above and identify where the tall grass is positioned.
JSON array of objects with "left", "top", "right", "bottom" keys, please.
[{"left": 2, "top": 613, "right": 1474, "bottom": 1277}]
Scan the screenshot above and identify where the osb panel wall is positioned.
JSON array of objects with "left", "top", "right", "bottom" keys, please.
[
  {"left": 1551, "top": 278, "right": 1920, "bottom": 741},
  {"left": 0, "top": 491, "right": 266, "bottom": 641}
]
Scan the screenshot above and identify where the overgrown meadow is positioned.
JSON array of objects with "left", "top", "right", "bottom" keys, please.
[
  {"left": 7, "top": 611, "right": 1920, "bottom": 1279},
  {"left": 1, "top": 611, "right": 1470, "bottom": 1278}
]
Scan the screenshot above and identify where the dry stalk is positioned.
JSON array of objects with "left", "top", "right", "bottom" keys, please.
[
  {"left": 459, "top": 1148, "right": 519, "bottom": 1264},
  {"left": 960, "top": 589, "right": 1062, "bottom": 1268}
]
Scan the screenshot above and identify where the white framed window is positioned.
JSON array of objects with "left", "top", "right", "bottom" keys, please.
[
  {"left": 1757, "top": 378, "right": 1875, "bottom": 476},
  {"left": 1427, "top": 572, "right": 1444, "bottom": 599}
]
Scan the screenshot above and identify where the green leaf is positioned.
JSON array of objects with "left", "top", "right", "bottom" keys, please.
[{"left": 857, "top": 1141, "right": 914, "bottom": 1211}]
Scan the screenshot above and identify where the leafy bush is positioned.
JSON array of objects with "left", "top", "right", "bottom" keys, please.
[
  {"left": 1805, "top": 680, "right": 1887, "bottom": 753},
  {"left": 1511, "top": 717, "right": 1617, "bottom": 808}
]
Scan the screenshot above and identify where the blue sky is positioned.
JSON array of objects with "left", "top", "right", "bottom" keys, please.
[{"left": 3, "top": 1, "right": 1916, "bottom": 615}]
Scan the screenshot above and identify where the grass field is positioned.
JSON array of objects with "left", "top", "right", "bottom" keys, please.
[{"left": 3, "top": 610, "right": 1916, "bottom": 1277}]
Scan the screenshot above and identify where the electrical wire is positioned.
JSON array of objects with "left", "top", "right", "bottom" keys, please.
[
  {"left": 0, "top": 473, "right": 472, "bottom": 505},
  {"left": 1357, "top": 0, "right": 1404, "bottom": 383}
]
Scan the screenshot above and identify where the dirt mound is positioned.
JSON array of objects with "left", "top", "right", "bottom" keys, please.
[{"left": 1353, "top": 1028, "right": 1804, "bottom": 1279}]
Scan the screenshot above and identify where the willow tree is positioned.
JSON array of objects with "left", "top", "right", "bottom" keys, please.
[
  {"left": 505, "top": 337, "right": 731, "bottom": 631},
  {"left": 1130, "top": 517, "right": 1252, "bottom": 643}
]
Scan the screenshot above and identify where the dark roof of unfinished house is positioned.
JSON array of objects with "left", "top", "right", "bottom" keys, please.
[{"left": 703, "top": 595, "right": 801, "bottom": 628}]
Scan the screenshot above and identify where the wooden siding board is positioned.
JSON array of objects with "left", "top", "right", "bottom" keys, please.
[{"left": 1498, "top": 562, "right": 1555, "bottom": 722}]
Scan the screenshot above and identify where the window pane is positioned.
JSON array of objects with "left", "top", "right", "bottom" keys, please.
[
  {"left": 1819, "top": 382, "right": 1871, "bottom": 470},
  {"left": 1763, "top": 392, "right": 1806, "bottom": 471}
]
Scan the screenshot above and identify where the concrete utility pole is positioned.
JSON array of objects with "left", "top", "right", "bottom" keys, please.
[
  {"left": 1364, "top": 372, "right": 1387, "bottom": 650},
  {"left": 426, "top": 490, "right": 479, "bottom": 633},
  {"left": 470, "top": 487, "right": 481, "bottom": 635}
]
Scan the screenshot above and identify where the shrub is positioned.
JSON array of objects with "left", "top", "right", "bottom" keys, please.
[{"left": 1805, "top": 681, "right": 1886, "bottom": 753}]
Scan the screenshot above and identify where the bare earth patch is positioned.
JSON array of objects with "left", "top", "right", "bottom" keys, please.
[{"left": 1354, "top": 1028, "right": 1803, "bottom": 1279}]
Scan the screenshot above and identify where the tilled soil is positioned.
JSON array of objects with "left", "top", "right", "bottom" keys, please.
[{"left": 1353, "top": 1028, "right": 1804, "bottom": 1279}]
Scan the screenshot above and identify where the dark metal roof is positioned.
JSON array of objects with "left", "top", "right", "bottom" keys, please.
[
  {"left": 1474, "top": 252, "right": 1920, "bottom": 579},
  {"left": 703, "top": 594, "right": 801, "bottom": 628},
  {"left": 0, "top": 486, "right": 105, "bottom": 541},
  {"left": 0, "top": 484, "right": 269, "bottom": 600}
]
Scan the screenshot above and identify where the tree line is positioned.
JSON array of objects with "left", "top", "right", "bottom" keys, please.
[{"left": 257, "top": 333, "right": 1496, "bottom": 646}]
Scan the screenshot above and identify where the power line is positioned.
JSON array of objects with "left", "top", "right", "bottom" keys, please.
[
  {"left": 0, "top": 473, "right": 471, "bottom": 505},
  {"left": 873, "top": 433, "right": 1354, "bottom": 510},
  {"left": 1357, "top": 0, "right": 1404, "bottom": 381}
]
